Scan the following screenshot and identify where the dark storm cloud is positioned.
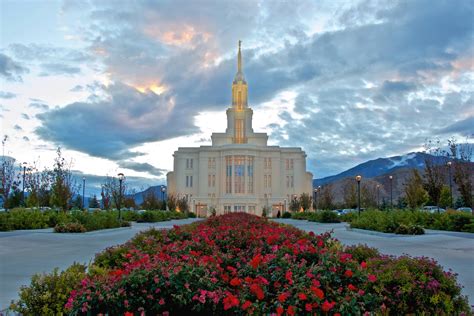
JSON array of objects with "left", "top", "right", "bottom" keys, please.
[
  {"left": 0, "top": 91, "right": 17, "bottom": 99},
  {"left": 438, "top": 116, "right": 474, "bottom": 136},
  {"left": 118, "top": 161, "right": 166, "bottom": 176},
  {"left": 35, "top": 83, "right": 197, "bottom": 160},
  {"left": 0, "top": 53, "right": 29, "bottom": 81}
]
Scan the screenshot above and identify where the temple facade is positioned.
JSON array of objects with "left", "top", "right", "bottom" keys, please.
[{"left": 167, "top": 42, "right": 313, "bottom": 217}]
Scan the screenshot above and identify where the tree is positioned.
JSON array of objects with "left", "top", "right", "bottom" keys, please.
[
  {"left": 404, "top": 169, "right": 428, "bottom": 209},
  {"left": 361, "top": 183, "right": 377, "bottom": 208},
  {"left": 447, "top": 138, "right": 473, "bottom": 208},
  {"left": 423, "top": 140, "right": 445, "bottom": 209},
  {"left": 299, "top": 193, "right": 312, "bottom": 211},
  {"left": 141, "top": 190, "right": 160, "bottom": 210},
  {"left": 319, "top": 184, "right": 334, "bottom": 210},
  {"left": 101, "top": 175, "right": 126, "bottom": 209},
  {"left": 177, "top": 196, "right": 189, "bottom": 214},
  {"left": 167, "top": 194, "right": 177, "bottom": 211},
  {"left": 439, "top": 186, "right": 452, "bottom": 209},
  {"left": 343, "top": 181, "right": 357, "bottom": 209},
  {"left": 89, "top": 195, "right": 100, "bottom": 208},
  {"left": 289, "top": 196, "right": 300, "bottom": 212},
  {"left": 49, "top": 148, "right": 76, "bottom": 210},
  {"left": 1, "top": 156, "right": 17, "bottom": 209}
]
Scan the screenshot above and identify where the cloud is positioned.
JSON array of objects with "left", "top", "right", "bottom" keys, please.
[
  {"left": 70, "top": 85, "right": 84, "bottom": 92},
  {"left": 14, "top": 124, "right": 22, "bottom": 131},
  {"left": 117, "top": 161, "right": 166, "bottom": 176},
  {"left": 35, "top": 83, "right": 197, "bottom": 160},
  {"left": 0, "top": 91, "right": 17, "bottom": 99},
  {"left": 29, "top": 102, "right": 50, "bottom": 110},
  {"left": 39, "top": 63, "right": 81, "bottom": 76},
  {"left": 22, "top": 136, "right": 30, "bottom": 141},
  {"left": 438, "top": 116, "right": 474, "bottom": 136},
  {"left": 0, "top": 53, "right": 29, "bottom": 81},
  {"left": 21, "top": 113, "right": 30, "bottom": 120}
]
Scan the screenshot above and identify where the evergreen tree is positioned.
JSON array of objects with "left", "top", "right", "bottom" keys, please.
[{"left": 89, "top": 195, "right": 100, "bottom": 208}]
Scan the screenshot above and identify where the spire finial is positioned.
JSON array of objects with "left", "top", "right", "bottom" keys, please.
[{"left": 237, "top": 40, "right": 242, "bottom": 73}]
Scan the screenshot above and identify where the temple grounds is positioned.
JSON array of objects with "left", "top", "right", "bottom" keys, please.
[{"left": 0, "top": 218, "right": 472, "bottom": 310}]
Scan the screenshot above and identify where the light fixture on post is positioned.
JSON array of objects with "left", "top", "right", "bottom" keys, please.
[
  {"left": 117, "top": 173, "right": 125, "bottom": 222},
  {"left": 376, "top": 184, "right": 380, "bottom": 208},
  {"left": 356, "top": 175, "right": 362, "bottom": 216}
]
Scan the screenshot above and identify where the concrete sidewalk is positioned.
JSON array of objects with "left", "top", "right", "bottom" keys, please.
[
  {"left": 274, "top": 219, "right": 474, "bottom": 306},
  {"left": 0, "top": 219, "right": 201, "bottom": 310}
]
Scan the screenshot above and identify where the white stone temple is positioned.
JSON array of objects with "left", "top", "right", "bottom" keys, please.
[{"left": 167, "top": 41, "right": 313, "bottom": 217}]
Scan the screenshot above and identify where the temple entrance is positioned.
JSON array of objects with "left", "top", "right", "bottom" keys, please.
[
  {"left": 272, "top": 202, "right": 285, "bottom": 217},
  {"left": 196, "top": 203, "right": 207, "bottom": 218}
]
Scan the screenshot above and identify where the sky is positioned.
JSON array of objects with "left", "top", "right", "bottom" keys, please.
[{"left": 1, "top": 0, "right": 473, "bottom": 196}]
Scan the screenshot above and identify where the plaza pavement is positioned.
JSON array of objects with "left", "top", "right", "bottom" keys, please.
[
  {"left": 0, "top": 219, "right": 201, "bottom": 310},
  {"left": 274, "top": 219, "right": 474, "bottom": 307},
  {"left": 0, "top": 218, "right": 473, "bottom": 310}
]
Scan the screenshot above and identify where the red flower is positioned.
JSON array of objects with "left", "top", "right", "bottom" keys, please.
[
  {"left": 223, "top": 292, "right": 239, "bottom": 310},
  {"left": 230, "top": 278, "right": 241, "bottom": 287},
  {"left": 124, "top": 312, "right": 133, "bottom": 316},
  {"left": 241, "top": 300, "right": 252, "bottom": 310},
  {"left": 344, "top": 269, "right": 353, "bottom": 278},
  {"left": 348, "top": 284, "right": 357, "bottom": 291},
  {"left": 311, "top": 286, "right": 325, "bottom": 299},
  {"left": 276, "top": 306, "right": 284, "bottom": 316},
  {"left": 298, "top": 293, "right": 307, "bottom": 300},
  {"left": 249, "top": 254, "right": 263, "bottom": 269},
  {"left": 278, "top": 292, "right": 290, "bottom": 303},
  {"left": 287, "top": 305, "right": 296, "bottom": 316},
  {"left": 321, "top": 300, "right": 335, "bottom": 312},
  {"left": 305, "top": 303, "right": 313, "bottom": 311},
  {"left": 361, "top": 261, "right": 367, "bottom": 269},
  {"left": 368, "top": 274, "right": 377, "bottom": 282},
  {"left": 250, "top": 283, "right": 265, "bottom": 300},
  {"left": 285, "top": 270, "right": 293, "bottom": 285}
]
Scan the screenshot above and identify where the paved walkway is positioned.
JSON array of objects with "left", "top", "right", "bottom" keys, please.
[
  {"left": 274, "top": 219, "right": 474, "bottom": 306},
  {"left": 0, "top": 219, "right": 201, "bottom": 310}
]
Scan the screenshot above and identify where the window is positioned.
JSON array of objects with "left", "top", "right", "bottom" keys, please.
[
  {"left": 186, "top": 175, "right": 189, "bottom": 187},
  {"left": 190, "top": 175, "right": 193, "bottom": 187},
  {"left": 264, "top": 175, "right": 267, "bottom": 188},
  {"left": 235, "top": 119, "right": 245, "bottom": 143},
  {"left": 224, "top": 205, "right": 231, "bottom": 214},
  {"left": 268, "top": 175, "right": 272, "bottom": 188},
  {"left": 247, "top": 156, "right": 254, "bottom": 194},
  {"left": 208, "top": 174, "right": 211, "bottom": 187},
  {"left": 290, "top": 159, "right": 294, "bottom": 170},
  {"left": 268, "top": 158, "right": 272, "bottom": 169},
  {"left": 186, "top": 158, "right": 194, "bottom": 169},
  {"left": 212, "top": 174, "right": 216, "bottom": 187},
  {"left": 286, "top": 175, "right": 290, "bottom": 188},
  {"left": 286, "top": 159, "right": 289, "bottom": 170},
  {"left": 208, "top": 158, "right": 211, "bottom": 168},
  {"left": 234, "top": 155, "right": 245, "bottom": 194},
  {"left": 226, "top": 156, "right": 232, "bottom": 193},
  {"left": 290, "top": 175, "right": 294, "bottom": 188}
]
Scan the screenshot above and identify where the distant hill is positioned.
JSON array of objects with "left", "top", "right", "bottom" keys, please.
[
  {"left": 129, "top": 185, "right": 167, "bottom": 206},
  {"left": 313, "top": 152, "right": 449, "bottom": 187}
]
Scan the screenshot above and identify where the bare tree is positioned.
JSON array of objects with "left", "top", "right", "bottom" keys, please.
[
  {"left": 447, "top": 137, "right": 473, "bottom": 208},
  {"left": 361, "top": 183, "right": 377, "bottom": 208},
  {"left": 49, "top": 148, "right": 77, "bottom": 211},
  {"left": 1, "top": 156, "right": 16, "bottom": 209},
  {"left": 319, "top": 184, "right": 334, "bottom": 210},
  {"left": 423, "top": 139, "right": 445, "bottom": 209},
  {"left": 343, "top": 180, "right": 357, "bottom": 209}
]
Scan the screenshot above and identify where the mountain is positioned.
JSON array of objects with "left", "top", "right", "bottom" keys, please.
[
  {"left": 313, "top": 152, "right": 449, "bottom": 187},
  {"left": 129, "top": 185, "right": 167, "bottom": 206}
]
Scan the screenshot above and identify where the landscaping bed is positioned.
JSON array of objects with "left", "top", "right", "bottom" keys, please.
[{"left": 10, "top": 213, "right": 470, "bottom": 315}]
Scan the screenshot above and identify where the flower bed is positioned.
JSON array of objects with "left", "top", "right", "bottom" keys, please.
[{"left": 63, "top": 213, "right": 470, "bottom": 315}]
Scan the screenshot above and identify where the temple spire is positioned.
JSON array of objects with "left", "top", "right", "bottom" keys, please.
[{"left": 238, "top": 40, "right": 242, "bottom": 73}]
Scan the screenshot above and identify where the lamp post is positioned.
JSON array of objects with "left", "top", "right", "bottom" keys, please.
[
  {"left": 82, "top": 177, "right": 86, "bottom": 210},
  {"left": 161, "top": 185, "right": 166, "bottom": 209},
  {"left": 22, "top": 162, "right": 27, "bottom": 206},
  {"left": 117, "top": 173, "right": 125, "bottom": 222},
  {"left": 389, "top": 175, "right": 393, "bottom": 211},
  {"left": 356, "top": 175, "right": 362, "bottom": 216},
  {"left": 376, "top": 184, "right": 380, "bottom": 209},
  {"left": 447, "top": 161, "right": 453, "bottom": 209}
]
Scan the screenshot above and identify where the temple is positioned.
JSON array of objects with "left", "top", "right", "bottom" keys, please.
[{"left": 167, "top": 42, "right": 313, "bottom": 216}]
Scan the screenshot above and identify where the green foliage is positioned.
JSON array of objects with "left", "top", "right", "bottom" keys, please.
[
  {"left": 0, "top": 208, "right": 51, "bottom": 231},
  {"left": 299, "top": 192, "right": 312, "bottom": 210},
  {"left": 313, "top": 210, "right": 341, "bottom": 223},
  {"left": 404, "top": 169, "right": 429, "bottom": 209},
  {"left": 137, "top": 210, "right": 187, "bottom": 222},
  {"left": 289, "top": 197, "right": 300, "bottom": 212},
  {"left": 344, "top": 244, "right": 381, "bottom": 263},
  {"left": 282, "top": 211, "right": 292, "bottom": 218},
  {"left": 10, "top": 263, "right": 86, "bottom": 315},
  {"left": 54, "top": 222, "right": 86, "bottom": 233},
  {"left": 439, "top": 185, "right": 452, "bottom": 208},
  {"left": 367, "top": 256, "right": 471, "bottom": 315}
]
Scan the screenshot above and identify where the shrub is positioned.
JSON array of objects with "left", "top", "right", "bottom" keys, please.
[
  {"left": 54, "top": 222, "right": 86, "bottom": 233},
  {"left": 291, "top": 211, "right": 313, "bottom": 220},
  {"left": 314, "top": 210, "right": 341, "bottom": 223},
  {"left": 0, "top": 209, "right": 51, "bottom": 231},
  {"left": 10, "top": 263, "right": 86, "bottom": 315},
  {"left": 282, "top": 211, "right": 292, "bottom": 218},
  {"left": 366, "top": 255, "right": 470, "bottom": 315},
  {"left": 344, "top": 244, "right": 381, "bottom": 263},
  {"left": 187, "top": 212, "right": 197, "bottom": 218}
]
